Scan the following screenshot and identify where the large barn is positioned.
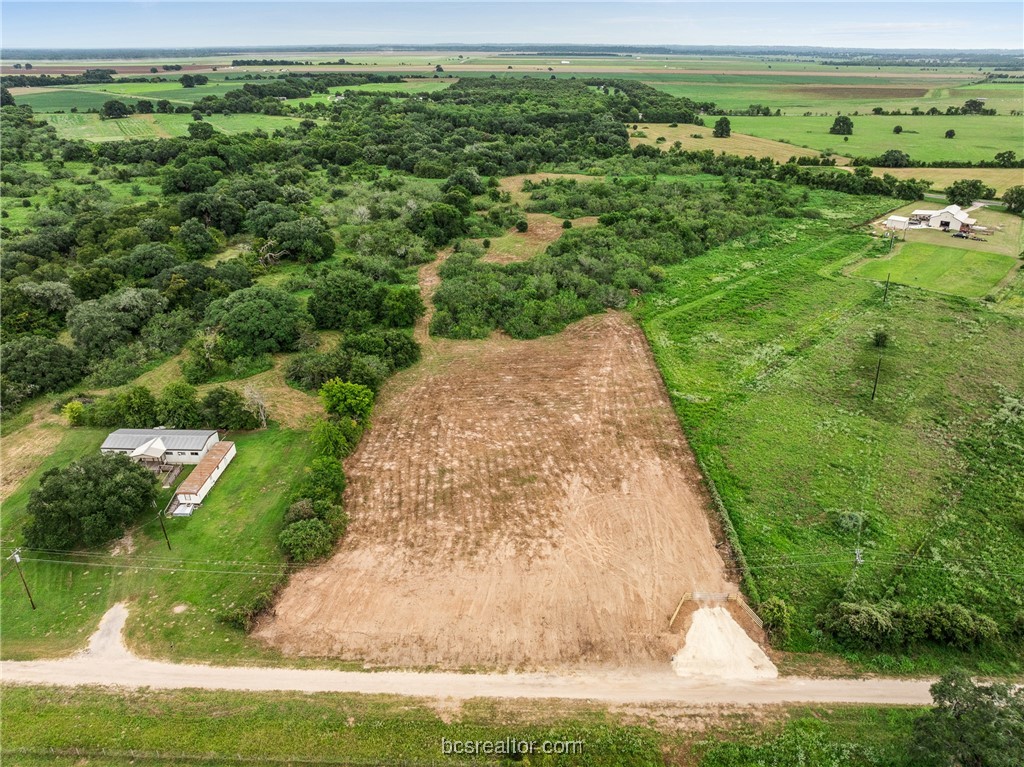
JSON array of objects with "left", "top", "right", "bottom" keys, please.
[
  {"left": 100, "top": 429, "right": 220, "bottom": 465},
  {"left": 909, "top": 204, "right": 976, "bottom": 232}
]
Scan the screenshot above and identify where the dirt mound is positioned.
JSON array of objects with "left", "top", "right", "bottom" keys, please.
[{"left": 672, "top": 607, "right": 777, "bottom": 680}]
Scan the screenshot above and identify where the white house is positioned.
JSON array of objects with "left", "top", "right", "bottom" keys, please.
[
  {"left": 101, "top": 429, "right": 219, "bottom": 465},
  {"left": 170, "top": 441, "right": 236, "bottom": 516},
  {"left": 909, "top": 205, "right": 976, "bottom": 232}
]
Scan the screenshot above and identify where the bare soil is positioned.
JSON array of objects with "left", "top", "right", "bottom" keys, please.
[
  {"left": 256, "top": 247, "right": 736, "bottom": 669},
  {"left": 480, "top": 212, "right": 599, "bottom": 264}
]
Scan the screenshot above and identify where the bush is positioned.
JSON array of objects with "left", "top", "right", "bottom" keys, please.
[
  {"left": 759, "top": 596, "right": 793, "bottom": 643},
  {"left": 0, "top": 336, "right": 87, "bottom": 399},
  {"left": 298, "top": 456, "right": 347, "bottom": 504},
  {"left": 921, "top": 602, "right": 1000, "bottom": 648},
  {"left": 201, "top": 386, "right": 260, "bottom": 430},
  {"left": 319, "top": 379, "right": 374, "bottom": 424},
  {"left": 311, "top": 417, "right": 362, "bottom": 459},
  {"left": 278, "top": 518, "right": 334, "bottom": 562}
]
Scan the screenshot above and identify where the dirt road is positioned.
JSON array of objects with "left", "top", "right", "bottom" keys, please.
[{"left": 1, "top": 604, "right": 934, "bottom": 705}]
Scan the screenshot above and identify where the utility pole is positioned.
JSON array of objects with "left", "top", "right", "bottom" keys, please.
[
  {"left": 871, "top": 356, "right": 882, "bottom": 401},
  {"left": 155, "top": 500, "right": 172, "bottom": 551},
  {"left": 7, "top": 549, "right": 36, "bottom": 610}
]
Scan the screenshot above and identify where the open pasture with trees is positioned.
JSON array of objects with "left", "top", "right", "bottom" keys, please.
[
  {"left": 2, "top": 52, "right": 1022, "bottom": 681},
  {"left": 728, "top": 114, "right": 1024, "bottom": 164}
]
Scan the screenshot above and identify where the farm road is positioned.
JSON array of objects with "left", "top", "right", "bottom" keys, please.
[{"left": 1, "top": 604, "right": 934, "bottom": 706}]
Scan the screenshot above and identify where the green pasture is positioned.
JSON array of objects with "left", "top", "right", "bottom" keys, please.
[
  {"left": 729, "top": 114, "right": 1024, "bottom": 162},
  {"left": 15, "top": 82, "right": 242, "bottom": 112},
  {"left": 852, "top": 243, "right": 1018, "bottom": 298},
  {"left": 636, "top": 191, "right": 1024, "bottom": 673},
  {"left": 0, "top": 685, "right": 924, "bottom": 767},
  {"left": 0, "top": 428, "right": 313, "bottom": 662},
  {"left": 44, "top": 112, "right": 307, "bottom": 141}
]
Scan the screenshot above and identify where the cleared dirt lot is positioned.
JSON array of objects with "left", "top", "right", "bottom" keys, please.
[{"left": 257, "top": 255, "right": 734, "bottom": 667}]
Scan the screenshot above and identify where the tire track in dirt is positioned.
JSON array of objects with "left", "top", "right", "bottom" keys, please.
[{"left": 255, "top": 245, "right": 737, "bottom": 669}]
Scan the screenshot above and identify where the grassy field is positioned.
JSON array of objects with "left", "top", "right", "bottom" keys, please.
[
  {"left": 729, "top": 114, "right": 1024, "bottom": 163},
  {"left": 630, "top": 123, "right": 834, "bottom": 163},
  {"left": 0, "top": 685, "right": 923, "bottom": 767},
  {"left": 0, "top": 428, "right": 313, "bottom": 662},
  {"left": 635, "top": 190, "right": 1024, "bottom": 673},
  {"left": 44, "top": 112, "right": 308, "bottom": 141},
  {"left": 868, "top": 167, "right": 1024, "bottom": 197},
  {"left": 852, "top": 243, "right": 1019, "bottom": 298}
]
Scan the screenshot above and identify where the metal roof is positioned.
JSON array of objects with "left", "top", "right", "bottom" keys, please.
[
  {"left": 101, "top": 429, "right": 217, "bottom": 452},
  {"left": 176, "top": 442, "right": 235, "bottom": 496}
]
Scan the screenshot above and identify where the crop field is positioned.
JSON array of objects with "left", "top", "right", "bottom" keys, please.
[
  {"left": 728, "top": 115, "right": 1024, "bottom": 163},
  {"left": 630, "top": 123, "right": 833, "bottom": 163},
  {"left": 44, "top": 112, "right": 307, "bottom": 141},
  {"left": 0, "top": 428, "right": 314, "bottom": 662},
  {"left": 256, "top": 256, "right": 736, "bottom": 667},
  {"left": 636, "top": 191, "right": 1024, "bottom": 672},
  {"left": 852, "top": 243, "right": 1019, "bottom": 298}
]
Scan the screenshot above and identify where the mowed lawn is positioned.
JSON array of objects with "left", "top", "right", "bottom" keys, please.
[
  {"left": 853, "top": 243, "right": 1019, "bottom": 298},
  {"left": 729, "top": 114, "right": 1023, "bottom": 163},
  {"left": 0, "top": 428, "right": 314, "bottom": 662}
]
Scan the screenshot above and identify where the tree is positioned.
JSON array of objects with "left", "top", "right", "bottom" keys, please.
[
  {"left": 319, "top": 379, "right": 374, "bottom": 424},
  {"left": 23, "top": 453, "right": 158, "bottom": 549},
  {"left": 243, "top": 384, "right": 268, "bottom": 429},
  {"left": 176, "top": 217, "right": 217, "bottom": 258},
  {"left": 200, "top": 385, "right": 259, "bottom": 430},
  {"left": 180, "top": 74, "right": 197, "bottom": 88},
  {"left": 892, "top": 125, "right": 903, "bottom": 134},
  {"left": 101, "top": 100, "right": 132, "bottom": 119},
  {"left": 307, "top": 269, "right": 386, "bottom": 330},
  {"left": 135, "top": 99, "right": 154, "bottom": 114},
  {"left": 911, "top": 669, "right": 1024, "bottom": 767},
  {"left": 960, "top": 99, "right": 986, "bottom": 114},
  {"left": 712, "top": 116, "right": 731, "bottom": 138},
  {"left": 829, "top": 116, "right": 854, "bottom": 135},
  {"left": 187, "top": 121, "right": 216, "bottom": 140},
  {"left": 205, "top": 286, "right": 311, "bottom": 359},
  {"left": 266, "top": 217, "right": 336, "bottom": 262},
  {"left": 67, "top": 288, "right": 166, "bottom": 358},
  {"left": 945, "top": 129, "right": 956, "bottom": 139},
  {"left": 994, "top": 150, "right": 1017, "bottom": 168},
  {"left": 945, "top": 179, "right": 995, "bottom": 208},
  {"left": 0, "top": 336, "right": 87, "bottom": 398},
  {"left": 156, "top": 381, "right": 202, "bottom": 428},
  {"left": 1002, "top": 185, "right": 1024, "bottom": 215},
  {"left": 0, "top": 87, "right": 14, "bottom": 107}
]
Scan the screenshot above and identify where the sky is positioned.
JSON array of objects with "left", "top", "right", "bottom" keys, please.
[{"left": 2, "top": 1, "right": 1022, "bottom": 51}]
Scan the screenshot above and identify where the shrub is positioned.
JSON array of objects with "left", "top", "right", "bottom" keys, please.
[
  {"left": 298, "top": 456, "right": 347, "bottom": 504},
  {"left": 514, "top": 219, "right": 528, "bottom": 233},
  {"left": 759, "top": 596, "right": 793, "bottom": 643},
  {"left": 319, "top": 379, "right": 374, "bottom": 424},
  {"left": 873, "top": 329, "right": 889, "bottom": 348},
  {"left": 278, "top": 518, "right": 334, "bottom": 562}
]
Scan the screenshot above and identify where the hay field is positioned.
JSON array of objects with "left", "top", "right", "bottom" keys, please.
[{"left": 630, "top": 124, "right": 840, "bottom": 164}]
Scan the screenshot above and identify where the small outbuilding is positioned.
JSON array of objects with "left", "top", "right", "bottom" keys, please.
[{"left": 884, "top": 215, "right": 910, "bottom": 231}]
